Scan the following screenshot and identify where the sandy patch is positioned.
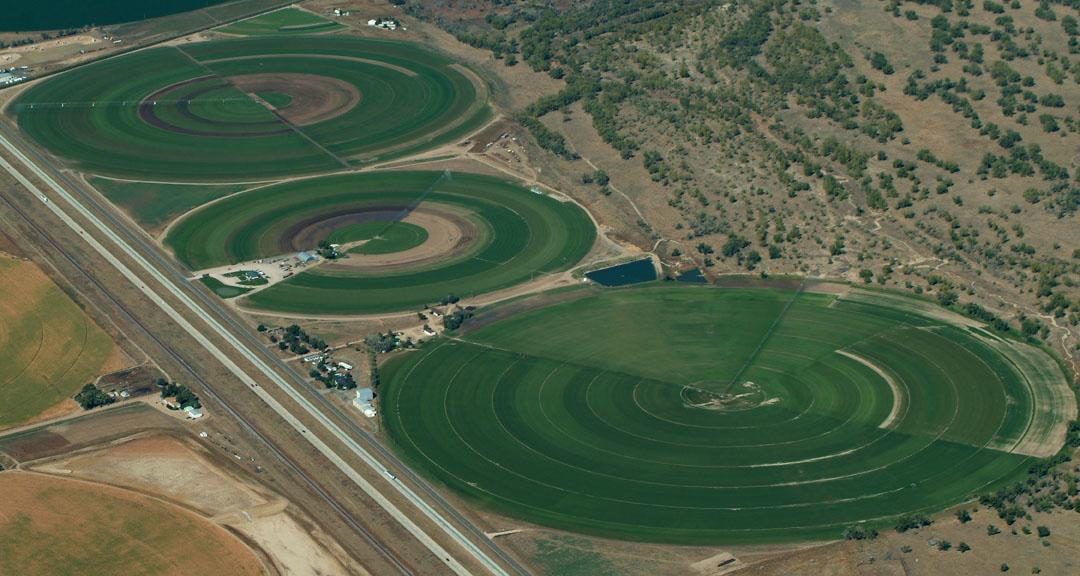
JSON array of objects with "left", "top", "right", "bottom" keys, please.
[
  {"left": 691, "top": 551, "right": 744, "bottom": 575},
  {"left": 48, "top": 435, "right": 265, "bottom": 514},
  {"left": 228, "top": 509, "right": 355, "bottom": 576},
  {"left": 39, "top": 435, "right": 353, "bottom": 576},
  {"left": 0, "top": 34, "right": 99, "bottom": 55},
  {"left": 836, "top": 350, "right": 905, "bottom": 429}
]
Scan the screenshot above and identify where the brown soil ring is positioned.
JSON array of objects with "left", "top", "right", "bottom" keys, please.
[
  {"left": 229, "top": 73, "right": 361, "bottom": 126},
  {"left": 279, "top": 205, "right": 410, "bottom": 252},
  {"left": 139, "top": 72, "right": 361, "bottom": 136},
  {"left": 317, "top": 207, "right": 481, "bottom": 274},
  {"left": 138, "top": 76, "right": 290, "bottom": 137}
]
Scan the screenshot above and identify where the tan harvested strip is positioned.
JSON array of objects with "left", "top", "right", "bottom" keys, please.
[
  {"left": 976, "top": 333, "right": 1077, "bottom": 458},
  {"left": 836, "top": 350, "right": 905, "bottom": 430}
]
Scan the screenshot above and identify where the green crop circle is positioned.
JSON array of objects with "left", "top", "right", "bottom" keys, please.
[
  {"left": 14, "top": 36, "right": 489, "bottom": 180},
  {"left": 165, "top": 171, "right": 596, "bottom": 315},
  {"left": 381, "top": 285, "right": 1072, "bottom": 544}
]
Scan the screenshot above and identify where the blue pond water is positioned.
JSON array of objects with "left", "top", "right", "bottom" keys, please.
[
  {"left": 2, "top": 1, "right": 231, "bottom": 31},
  {"left": 585, "top": 258, "right": 657, "bottom": 287},
  {"left": 676, "top": 268, "right": 707, "bottom": 283}
]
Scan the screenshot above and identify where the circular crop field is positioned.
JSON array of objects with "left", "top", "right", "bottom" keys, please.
[
  {"left": 165, "top": 171, "right": 596, "bottom": 314},
  {"left": 12, "top": 36, "right": 488, "bottom": 180},
  {"left": 382, "top": 285, "right": 1075, "bottom": 543}
]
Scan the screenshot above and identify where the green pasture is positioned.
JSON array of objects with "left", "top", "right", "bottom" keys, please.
[
  {"left": 217, "top": 7, "right": 344, "bottom": 35},
  {"left": 327, "top": 221, "right": 429, "bottom": 254},
  {"left": 88, "top": 176, "right": 249, "bottom": 230},
  {"left": 165, "top": 171, "right": 596, "bottom": 314},
  {"left": 12, "top": 37, "right": 489, "bottom": 180},
  {"left": 224, "top": 270, "right": 268, "bottom": 286},
  {"left": 199, "top": 275, "right": 251, "bottom": 299},
  {"left": 381, "top": 285, "right": 1073, "bottom": 544},
  {"left": 257, "top": 91, "right": 293, "bottom": 109}
]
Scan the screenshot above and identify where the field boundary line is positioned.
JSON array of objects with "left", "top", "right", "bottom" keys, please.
[
  {"left": 723, "top": 279, "right": 806, "bottom": 393},
  {"left": 171, "top": 45, "right": 351, "bottom": 169},
  {"left": 0, "top": 128, "right": 508, "bottom": 576}
]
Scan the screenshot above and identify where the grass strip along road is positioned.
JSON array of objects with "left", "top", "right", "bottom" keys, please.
[
  {"left": 0, "top": 127, "right": 517, "bottom": 576},
  {"left": 382, "top": 284, "right": 1074, "bottom": 544}
]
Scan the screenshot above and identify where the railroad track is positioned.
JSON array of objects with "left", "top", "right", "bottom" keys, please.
[
  {"left": 0, "top": 125, "right": 533, "bottom": 576},
  {"left": 0, "top": 170, "right": 417, "bottom": 576},
  {"left": 0, "top": 123, "right": 519, "bottom": 576}
]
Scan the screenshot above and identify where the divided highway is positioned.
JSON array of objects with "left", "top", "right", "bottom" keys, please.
[{"left": 0, "top": 128, "right": 521, "bottom": 576}]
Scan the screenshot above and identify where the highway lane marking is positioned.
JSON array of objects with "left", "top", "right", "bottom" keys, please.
[{"left": 0, "top": 133, "right": 510, "bottom": 576}]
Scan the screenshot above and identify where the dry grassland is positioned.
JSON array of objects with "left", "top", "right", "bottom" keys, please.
[
  {"left": 0, "top": 471, "right": 264, "bottom": 576},
  {"left": 0, "top": 254, "right": 123, "bottom": 429}
]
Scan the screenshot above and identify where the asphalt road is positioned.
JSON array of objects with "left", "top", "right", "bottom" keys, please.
[
  {"left": 0, "top": 127, "right": 522, "bottom": 576},
  {"left": 0, "top": 171, "right": 418, "bottom": 575}
]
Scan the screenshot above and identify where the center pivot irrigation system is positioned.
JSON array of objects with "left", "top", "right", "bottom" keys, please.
[{"left": 6, "top": 17, "right": 1075, "bottom": 553}]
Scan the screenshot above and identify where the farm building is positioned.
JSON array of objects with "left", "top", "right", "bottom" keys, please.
[
  {"left": 353, "top": 387, "right": 376, "bottom": 417},
  {"left": 183, "top": 405, "right": 204, "bottom": 419},
  {"left": 0, "top": 72, "right": 27, "bottom": 86},
  {"left": 337, "top": 361, "right": 354, "bottom": 371},
  {"left": 367, "top": 17, "right": 399, "bottom": 30}
]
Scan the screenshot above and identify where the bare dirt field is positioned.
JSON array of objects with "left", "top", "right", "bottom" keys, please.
[
  {"left": 0, "top": 32, "right": 121, "bottom": 77},
  {"left": 36, "top": 434, "right": 355, "bottom": 576},
  {"left": 0, "top": 471, "right": 264, "bottom": 576},
  {"left": 0, "top": 402, "right": 179, "bottom": 463}
]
